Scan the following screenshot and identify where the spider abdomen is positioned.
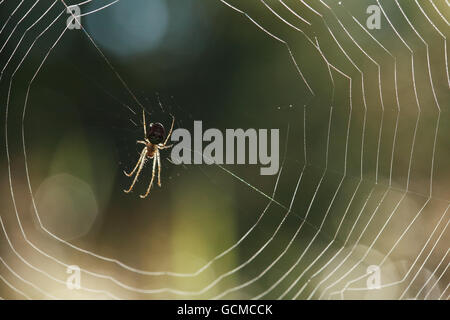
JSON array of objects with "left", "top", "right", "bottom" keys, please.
[{"left": 148, "top": 122, "right": 166, "bottom": 144}]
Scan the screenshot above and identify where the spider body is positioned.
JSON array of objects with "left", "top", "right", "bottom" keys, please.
[
  {"left": 145, "top": 142, "right": 158, "bottom": 158},
  {"left": 123, "top": 110, "right": 174, "bottom": 198},
  {"left": 147, "top": 122, "right": 165, "bottom": 144}
]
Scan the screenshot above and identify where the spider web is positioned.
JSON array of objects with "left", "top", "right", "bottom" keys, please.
[{"left": 0, "top": 0, "right": 449, "bottom": 300}]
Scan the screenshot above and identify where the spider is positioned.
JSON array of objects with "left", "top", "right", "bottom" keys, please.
[{"left": 123, "top": 110, "right": 175, "bottom": 198}]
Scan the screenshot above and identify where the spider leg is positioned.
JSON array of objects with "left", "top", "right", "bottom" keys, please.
[
  {"left": 162, "top": 115, "right": 175, "bottom": 147},
  {"left": 123, "top": 147, "right": 146, "bottom": 177},
  {"left": 158, "top": 144, "right": 173, "bottom": 150},
  {"left": 124, "top": 149, "right": 147, "bottom": 193},
  {"left": 140, "top": 154, "right": 157, "bottom": 198},
  {"left": 157, "top": 151, "right": 162, "bottom": 187},
  {"left": 142, "top": 109, "right": 147, "bottom": 137}
]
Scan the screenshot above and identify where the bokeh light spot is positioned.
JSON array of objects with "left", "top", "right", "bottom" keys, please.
[
  {"left": 34, "top": 174, "right": 99, "bottom": 241},
  {"left": 85, "top": 0, "right": 169, "bottom": 57}
]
